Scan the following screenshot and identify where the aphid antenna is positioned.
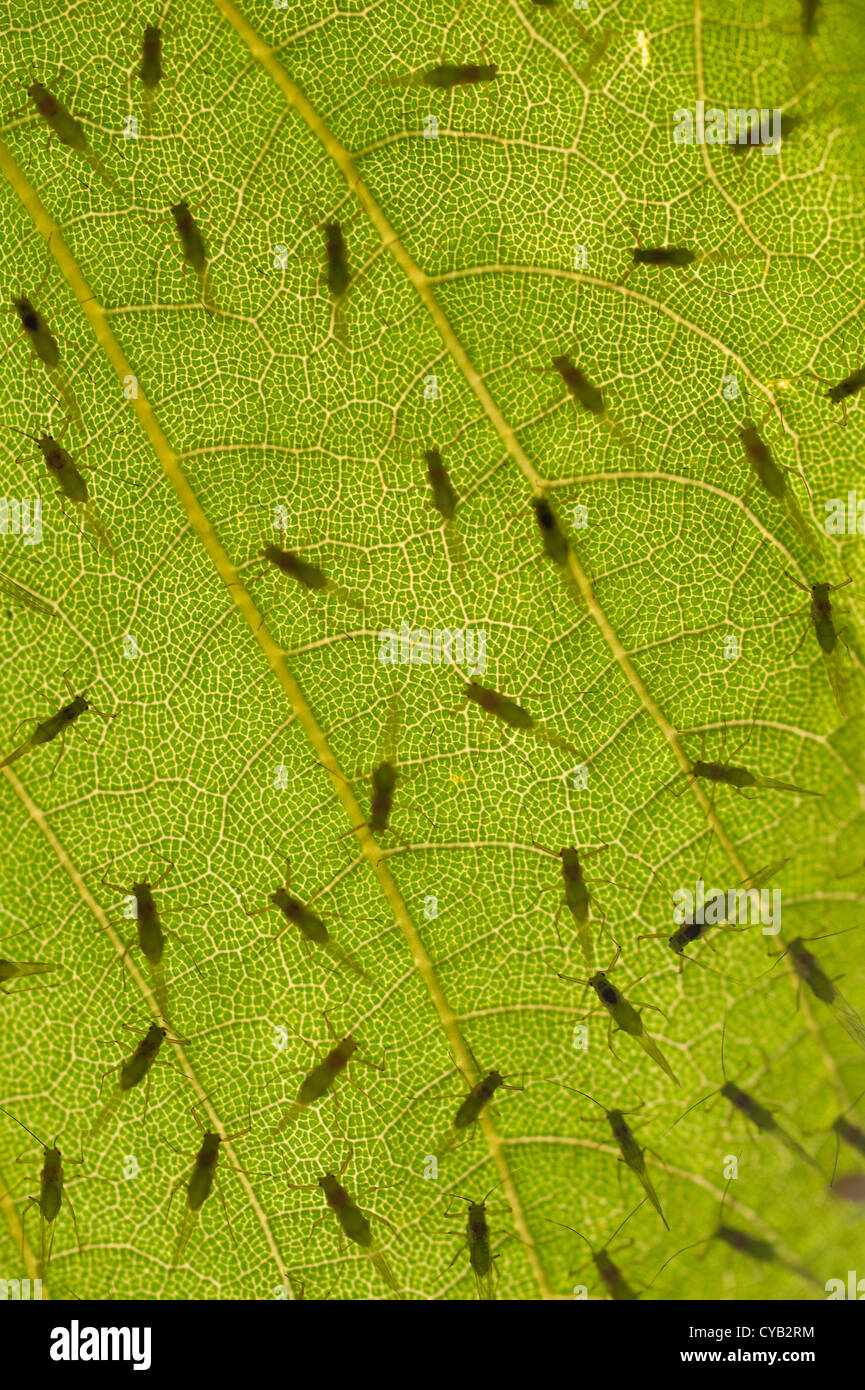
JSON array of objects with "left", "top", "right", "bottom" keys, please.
[
  {"left": 189, "top": 1090, "right": 252, "bottom": 1142},
  {"left": 557, "top": 938, "right": 622, "bottom": 983},
  {"left": 541, "top": 1196, "right": 648, "bottom": 1269},
  {"left": 0, "top": 1103, "right": 53, "bottom": 1150},
  {"left": 448, "top": 1175, "right": 505, "bottom": 1203}
]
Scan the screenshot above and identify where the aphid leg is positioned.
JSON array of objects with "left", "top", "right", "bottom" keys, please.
[
  {"left": 809, "top": 370, "right": 849, "bottom": 425},
  {"left": 64, "top": 1187, "right": 83, "bottom": 1257},
  {"left": 550, "top": 898, "right": 566, "bottom": 949},
  {"left": 213, "top": 1171, "right": 240, "bottom": 1257},
  {"left": 631, "top": 999, "right": 668, "bottom": 1020},
  {"left": 48, "top": 727, "right": 68, "bottom": 776},
  {"left": 789, "top": 615, "right": 812, "bottom": 656},
  {"left": 606, "top": 1015, "right": 622, "bottom": 1060},
  {"left": 670, "top": 767, "right": 697, "bottom": 798},
  {"left": 140, "top": 1068, "right": 154, "bottom": 1124}
]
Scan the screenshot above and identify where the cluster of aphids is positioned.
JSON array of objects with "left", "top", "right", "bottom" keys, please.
[{"left": 1, "top": 0, "right": 862, "bottom": 1304}]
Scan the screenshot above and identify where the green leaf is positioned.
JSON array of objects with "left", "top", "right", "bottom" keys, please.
[{"left": 0, "top": 0, "right": 864, "bottom": 1302}]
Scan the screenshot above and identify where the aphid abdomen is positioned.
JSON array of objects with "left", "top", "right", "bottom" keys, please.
[
  {"left": 297, "top": 906, "right": 329, "bottom": 943},
  {"left": 57, "top": 464, "right": 88, "bottom": 504},
  {"left": 188, "top": 1137, "right": 220, "bottom": 1211},
  {"left": 369, "top": 761, "right": 397, "bottom": 831},
  {"left": 339, "top": 1202, "right": 373, "bottom": 1248},
  {"left": 297, "top": 1061, "right": 335, "bottom": 1106},
  {"left": 325, "top": 233, "right": 350, "bottom": 298},
  {"left": 422, "top": 63, "right": 498, "bottom": 89},
  {"left": 425, "top": 449, "right": 457, "bottom": 519},
  {"left": 454, "top": 1091, "right": 483, "bottom": 1129},
  {"left": 789, "top": 941, "right": 836, "bottom": 1005},
  {"left": 814, "top": 610, "right": 837, "bottom": 655},
  {"left": 140, "top": 27, "right": 163, "bottom": 89},
  {"left": 40, "top": 1152, "right": 63, "bottom": 1222},
  {"left": 531, "top": 497, "right": 569, "bottom": 565},
  {"left": 718, "top": 1224, "right": 774, "bottom": 1261},
  {"left": 171, "top": 202, "right": 207, "bottom": 274},
  {"left": 134, "top": 886, "right": 165, "bottom": 965},
  {"left": 551, "top": 356, "right": 604, "bottom": 415},
  {"left": 564, "top": 877, "right": 590, "bottom": 924},
  {"left": 470, "top": 1236, "right": 492, "bottom": 1279}
]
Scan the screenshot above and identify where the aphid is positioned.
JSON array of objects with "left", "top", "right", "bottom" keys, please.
[
  {"left": 831, "top": 1174, "right": 865, "bottom": 1201},
  {"left": 422, "top": 447, "right": 466, "bottom": 569},
  {"left": 11, "top": 295, "right": 59, "bottom": 368},
  {"left": 170, "top": 1106, "right": 250, "bottom": 1267},
  {"left": 556, "top": 1083, "right": 668, "bottom": 1228},
  {"left": 715, "top": 415, "right": 823, "bottom": 558},
  {"left": 674, "top": 724, "right": 821, "bottom": 801},
  {"left": 655, "top": 1180, "right": 818, "bottom": 1289},
  {"left": 139, "top": 26, "right": 163, "bottom": 91},
  {"left": 530, "top": 495, "right": 569, "bottom": 567},
  {"left": 540, "top": 351, "right": 635, "bottom": 454},
  {"left": 801, "top": 0, "right": 820, "bottom": 38},
  {"left": 719, "top": 1081, "right": 820, "bottom": 1169},
  {"left": 684, "top": 757, "right": 820, "bottom": 798},
  {"left": 784, "top": 572, "right": 852, "bottom": 715},
  {"left": 101, "top": 858, "right": 200, "bottom": 1018},
  {"left": 446, "top": 1185, "right": 503, "bottom": 1299},
  {"left": 260, "top": 544, "right": 364, "bottom": 613},
  {"left": 0, "top": 569, "right": 55, "bottom": 618},
  {"left": 559, "top": 946, "right": 681, "bottom": 1086},
  {"left": 298, "top": 213, "right": 358, "bottom": 343},
  {"left": 6, "top": 293, "right": 80, "bottom": 422},
  {"left": 455, "top": 1071, "right": 507, "bottom": 1130},
  {"left": 812, "top": 364, "right": 865, "bottom": 426},
  {"left": 677, "top": 1021, "right": 821, "bottom": 1171},
  {"left": 0, "top": 956, "right": 60, "bottom": 993},
  {"left": 829, "top": 1089, "right": 865, "bottom": 1186},
  {"left": 24, "top": 80, "right": 117, "bottom": 190},
  {"left": 248, "top": 854, "right": 369, "bottom": 982},
  {"left": 334, "top": 694, "right": 417, "bottom": 847},
  {"left": 457, "top": 678, "right": 580, "bottom": 759},
  {"left": 0, "top": 669, "right": 111, "bottom": 774},
  {"left": 543, "top": 1201, "right": 647, "bottom": 1300},
  {"left": 0, "top": 1106, "right": 81, "bottom": 1277},
  {"left": 638, "top": 857, "right": 784, "bottom": 972},
  {"left": 551, "top": 355, "right": 605, "bottom": 416},
  {"left": 92, "top": 1022, "right": 178, "bottom": 1135},
  {"left": 622, "top": 227, "right": 696, "bottom": 288},
  {"left": 638, "top": 904, "right": 746, "bottom": 975},
  {"left": 322, "top": 220, "right": 351, "bottom": 300},
  {"left": 139, "top": 25, "right": 162, "bottom": 133},
  {"left": 534, "top": 842, "right": 612, "bottom": 965},
  {"left": 315, "top": 1157, "right": 400, "bottom": 1295},
  {"left": 388, "top": 61, "right": 498, "bottom": 90},
  {"left": 770, "top": 930, "right": 865, "bottom": 1053},
  {"left": 275, "top": 1013, "right": 382, "bottom": 1133},
  {"left": 425, "top": 448, "right": 457, "bottom": 521},
  {"left": 368, "top": 757, "right": 399, "bottom": 835},
  {"left": 170, "top": 200, "right": 215, "bottom": 314},
  {"left": 726, "top": 111, "right": 800, "bottom": 168},
  {"left": 438, "top": 1053, "right": 524, "bottom": 1157},
  {"left": 9, "top": 424, "right": 115, "bottom": 555}
]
